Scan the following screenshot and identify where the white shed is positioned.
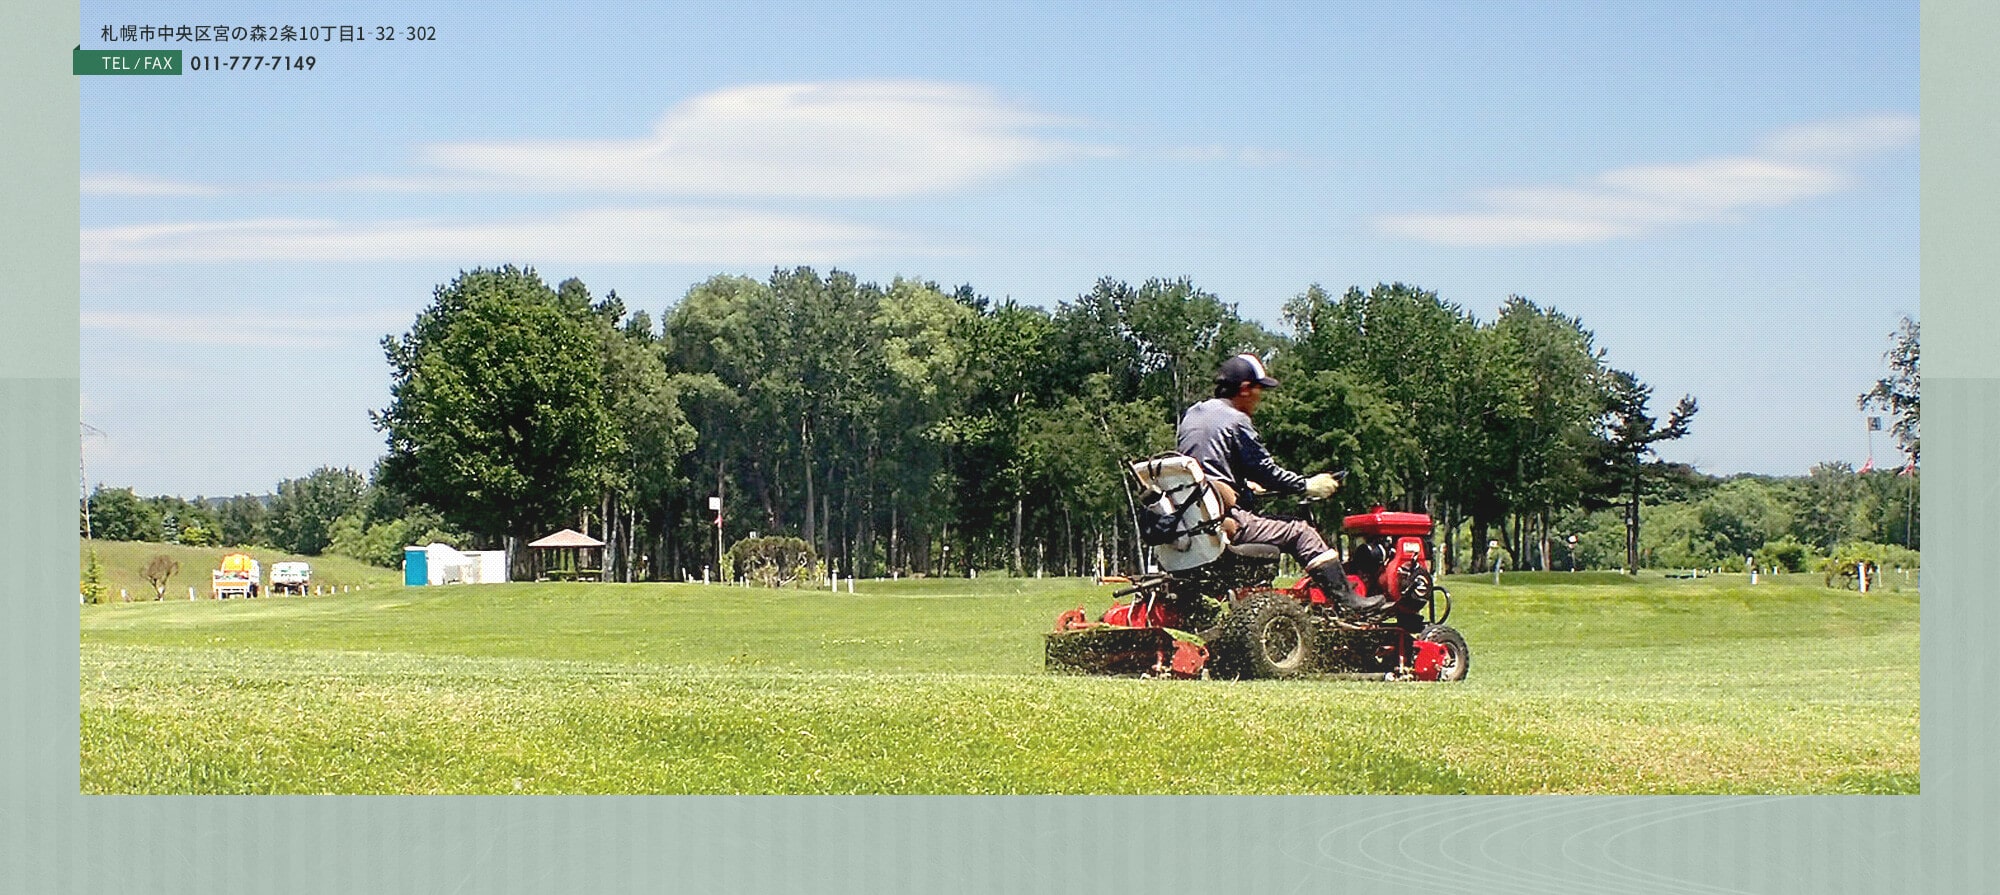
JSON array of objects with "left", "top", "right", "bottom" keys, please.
[
  {"left": 462, "top": 550, "right": 509, "bottom": 584},
  {"left": 424, "top": 542, "right": 476, "bottom": 585}
]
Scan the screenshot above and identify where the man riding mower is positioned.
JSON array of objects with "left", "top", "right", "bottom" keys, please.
[
  {"left": 1045, "top": 354, "right": 1468, "bottom": 681},
  {"left": 1175, "top": 353, "right": 1389, "bottom": 619}
]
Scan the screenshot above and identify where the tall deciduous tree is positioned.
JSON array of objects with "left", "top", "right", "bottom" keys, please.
[
  {"left": 216, "top": 495, "right": 269, "bottom": 547},
  {"left": 571, "top": 283, "right": 699, "bottom": 581},
  {"left": 84, "top": 486, "right": 161, "bottom": 542},
  {"left": 268, "top": 467, "right": 367, "bottom": 555},
  {"left": 1695, "top": 477, "right": 1795, "bottom": 563},
  {"left": 1258, "top": 366, "right": 1414, "bottom": 532},
  {"left": 144, "top": 494, "right": 220, "bottom": 546},
  {"left": 961, "top": 300, "right": 1059, "bottom": 575},
  {"left": 1012, "top": 375, "right": 1173, "bottom": 576},
  {"left": 1859, "top": 316, "right": 1919, "bottom": 465},
  {"left": 1599, "top": 370, "right": 1698, "bottom": 573},
  {"left": 665, "top": 268, "right": 888, "bottom": 573},
  {"left": 1281, "top": 282, "right": 1504, "bottom": 571},
  {"left": 1487, "top": 296, "right": 1613, "bottom": 569},
  {"left": 374, "top": 266, "right": 622, "bottom": 550},
  {"left": 874, "top": 278, "right": 976, "bottom": 574}
]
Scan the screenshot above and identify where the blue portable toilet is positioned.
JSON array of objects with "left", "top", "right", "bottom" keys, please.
[{"left": 403, "top": 546, "right": 428, "bottom": 586}]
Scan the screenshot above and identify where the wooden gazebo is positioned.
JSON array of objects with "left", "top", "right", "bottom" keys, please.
[{"left": 527, "top": 528, "right": 606, "bottom": 581}]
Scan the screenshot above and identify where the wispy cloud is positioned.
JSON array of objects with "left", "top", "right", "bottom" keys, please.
[
  {"left": 83, "top": 80, "right": 1110, "bottom": 201},
  {"left": 1759, "top": 113, "right": 1919, "bottom": 158},
  {"left": 82, "top": 173, "right": 220, "bottom": 197},
  {"left": 1378, "top": 113, "right": 1915, "bottom": 246},
  {"left": 424, "top": 80, "right": 1110, "bottom": 198},
  {"left": 81, "top": 206, "right": 912, "bottom": 264}
]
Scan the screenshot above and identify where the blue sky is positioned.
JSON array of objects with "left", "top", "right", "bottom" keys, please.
[{"left": 80, "top": 1, "right": 1918, "bottom": 497}]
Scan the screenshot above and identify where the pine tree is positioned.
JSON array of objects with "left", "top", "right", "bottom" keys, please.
[{"left": 81, "top": 549, "right": 108, "bottom": 605}]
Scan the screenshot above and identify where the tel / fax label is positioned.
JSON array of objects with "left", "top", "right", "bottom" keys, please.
[{"left": 74, "top": 46, "right": 182, "bottom": 75}]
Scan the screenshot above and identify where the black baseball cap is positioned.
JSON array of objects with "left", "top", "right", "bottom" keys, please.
[{"left": 1216, "top": 353, "right": 1280, "bottom": 389}]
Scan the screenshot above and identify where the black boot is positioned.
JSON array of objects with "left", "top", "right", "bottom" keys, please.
[{"left": 1310, "top": 559, "right": 1388, "bottom": 617}]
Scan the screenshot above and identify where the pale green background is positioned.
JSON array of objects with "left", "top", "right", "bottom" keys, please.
[{"left": 4, "top": 3, "right": 1979, "bottom": 891}]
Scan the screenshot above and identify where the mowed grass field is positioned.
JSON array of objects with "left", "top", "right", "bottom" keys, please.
[{"left": 79, "top": 559, "right": 1918, "bottom": 794}]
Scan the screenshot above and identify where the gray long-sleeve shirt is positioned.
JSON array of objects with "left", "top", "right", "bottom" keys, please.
[{"left": 1175, "top": 398, "right": 1307, "bottom": 508}]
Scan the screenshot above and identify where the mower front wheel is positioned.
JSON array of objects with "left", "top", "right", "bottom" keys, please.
[
  {"left": 1213, "top": 590, "right": 1318, "bottom": 679},
  {"left": 1418, "top": 624, "right": 1469, "bottom": 681}
]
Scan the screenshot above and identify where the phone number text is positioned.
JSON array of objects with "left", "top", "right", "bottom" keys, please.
[{"left": 187, "top": 55, "right": 317, "bottom": 71}]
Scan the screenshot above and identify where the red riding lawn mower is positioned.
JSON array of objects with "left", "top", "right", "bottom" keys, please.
[{"left": 1046, "top": 459, "right": 1468, "bottom": 682}]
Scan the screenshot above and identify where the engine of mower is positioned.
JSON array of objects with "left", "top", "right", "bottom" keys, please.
[{"left": 1338, "top": 507, "right": 1444, "bottom": 621}]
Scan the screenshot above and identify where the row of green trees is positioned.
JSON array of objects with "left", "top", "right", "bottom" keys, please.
[
  {"left": 82, "top": 467, "right": 462, "bottom": 567},
  {"left": 81, "top": 458, "right": 1918, "bottom": 579},
  {"left": 1553, "top": 464, "right": 1918, "bottom": 573},
  {"left": 84, "top": 469, "right": 362, "bottom": 554},
  {"left": 84, "top": 265, "right": 1918, "bottom": 580},
  {"left": 361, "top": 265, "right": 1720, "bottom": 579}
]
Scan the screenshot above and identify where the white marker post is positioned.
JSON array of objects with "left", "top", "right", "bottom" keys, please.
[{"left": 710, "top": 495, "right": 724, "bottom": 583}]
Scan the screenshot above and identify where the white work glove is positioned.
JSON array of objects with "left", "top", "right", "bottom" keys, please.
[{"left": 1304, "top": 473, "right": 1339, "bottom": 500}]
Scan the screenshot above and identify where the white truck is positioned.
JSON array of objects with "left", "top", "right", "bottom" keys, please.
[{"left": 270, "top": 561, "right": 312, "bottom": 595}]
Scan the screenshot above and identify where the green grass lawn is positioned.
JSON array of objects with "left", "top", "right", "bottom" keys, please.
[{"left": 79, "top": 566, "right": 1918, "bottom": 794}]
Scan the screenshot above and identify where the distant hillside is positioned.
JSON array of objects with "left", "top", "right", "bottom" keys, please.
[{"left": 77, "top": 539, "right": 402, "bottom": 602}]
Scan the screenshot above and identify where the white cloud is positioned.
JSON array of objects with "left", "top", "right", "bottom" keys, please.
[
  {"left": 1596, "top": 157, "right": 1848, "bottom": 208},
  {"left": 82, "top": 80, "right": 1107, "bottom": 200},
  {"left": 81, "top": 206, "right": 911, "bottom": 264},
  {"left": 423, "top": 80, "right": 1110, "bottom": 198},
  {"left": 1378, "top": 114, "right": 1915, "bottom": 246},
  {"left": 1760, "top": 113, "right": 1919, "bottom": 159}
]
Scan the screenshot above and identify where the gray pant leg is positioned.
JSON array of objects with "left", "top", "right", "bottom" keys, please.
[{"left": 1227, "top": 507, "right": 1333, "bottom": 566}]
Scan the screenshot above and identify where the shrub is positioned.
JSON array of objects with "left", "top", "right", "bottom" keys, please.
[
  {"left": 1818, "top": 541, "right": 1920, "bottom": 589},
  {"left": 1553, "top": 509, "right": 1625, "bottom": 571},
  {"left": 727, "top": 536, "right": 816, "bottom": 588},
  {"left": 1755, "top": 537, "right": 1815, "bottom": 573},
  {"left": 178, "top": 523, "right": 219, "bottom": 547},
  {"left": 328, "top": 508, "right": 467, "bottom": 568},
  {"left": 1641, "top": 502, "right": 1719, "bottom": 570}
]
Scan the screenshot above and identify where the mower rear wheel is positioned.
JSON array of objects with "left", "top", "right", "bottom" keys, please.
[
  {"left": 1418, "top": 624, "right": 1469, "bottom": 681},
  {"left": 1213, "top": 590, "right": 1318, "bottom": 679}
]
